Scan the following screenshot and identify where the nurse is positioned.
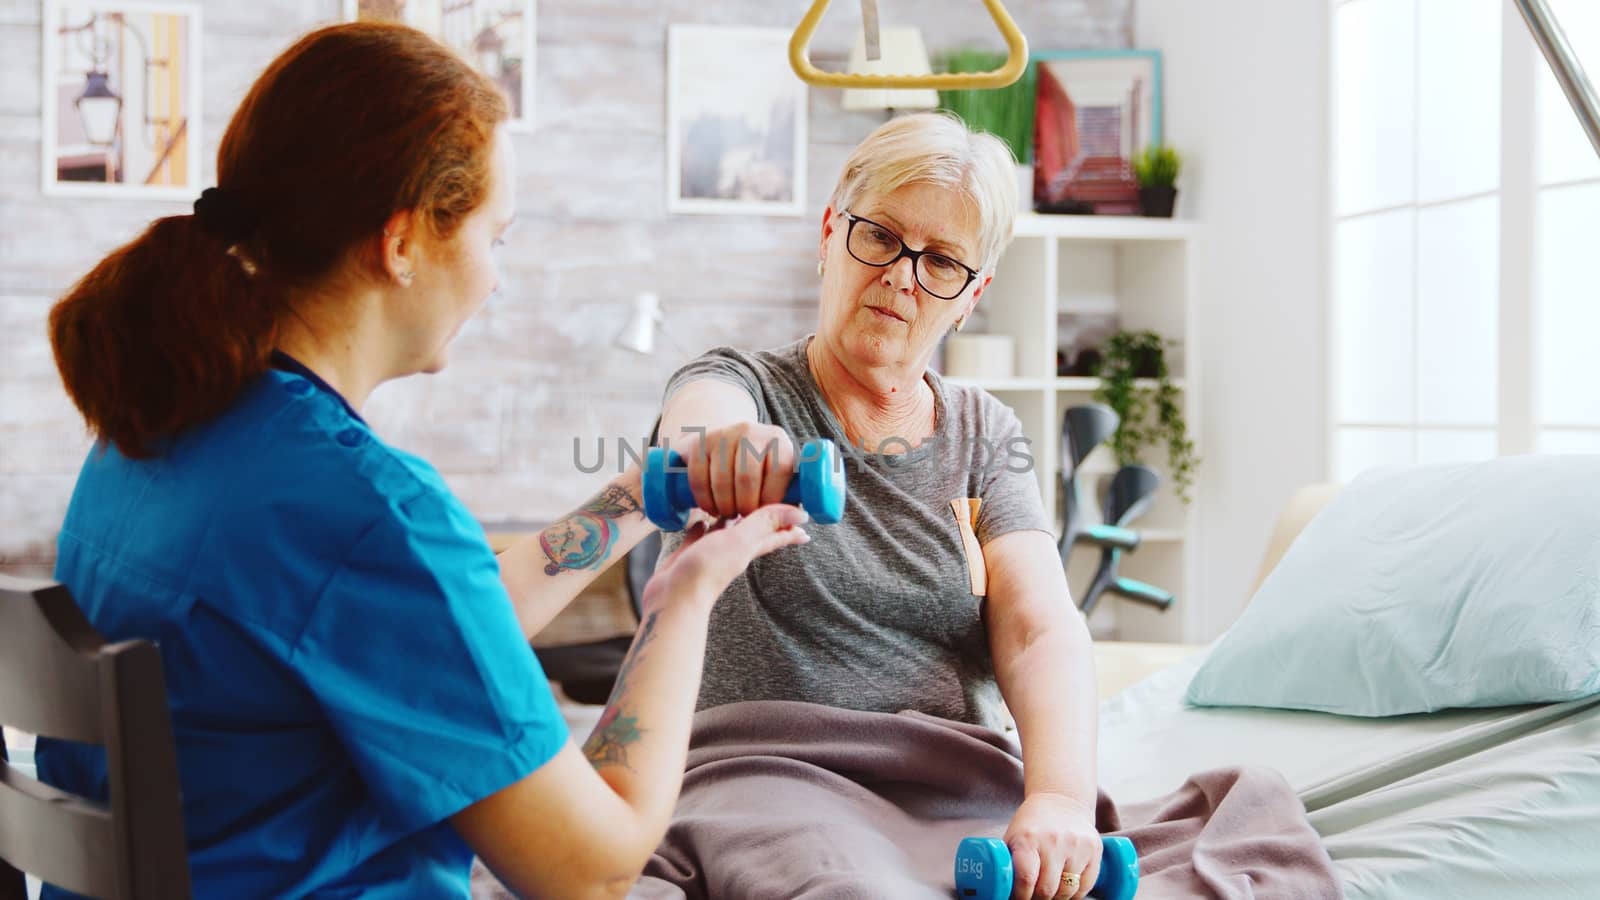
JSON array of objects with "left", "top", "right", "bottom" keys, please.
[{"left": 37, "top": 21, "right": 809, "bottom": 899}]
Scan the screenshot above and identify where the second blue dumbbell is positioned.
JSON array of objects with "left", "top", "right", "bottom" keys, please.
[
  {"left": 642, "top": 438, "right": 847, "bottom": 531},
  {"left": 955, "top": 835, "right": 1138, "bottom": 900}
]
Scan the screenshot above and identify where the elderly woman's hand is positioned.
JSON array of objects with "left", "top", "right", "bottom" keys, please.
[
  {"left": 1003, "top": 793, "right": 1102, "bottom": 899},
  {"left": 676, "top": 422, "right": 799, "bottom": 520}
]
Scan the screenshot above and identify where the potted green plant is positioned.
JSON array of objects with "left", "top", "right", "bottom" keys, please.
[
  {"left": 936, "top": 50, "right": 1037, "bottom": 204},
  {"left": 1132, "top": 144, "right": 1181, "bottom": 218},
  {"left": 1092, "top": 330, "right": 1199, "bottom": 503}
]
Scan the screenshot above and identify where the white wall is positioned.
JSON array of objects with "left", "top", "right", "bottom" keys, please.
[{"left": 1137, "top": 0, "right": 1332, "bottom": 639}]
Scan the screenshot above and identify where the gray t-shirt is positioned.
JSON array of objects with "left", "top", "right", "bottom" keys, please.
[{"left": 661, "top": 337, "right": 1053, "bottom": 730}]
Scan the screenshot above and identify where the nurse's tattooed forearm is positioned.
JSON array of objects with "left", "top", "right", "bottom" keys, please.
[
  {"left": 583, "top": 611, "right": 658, "bottom": 770},
  {"left": 538, "top": 484, "right": 642, "bottom": 575},
  {"left": 606, "top": 611, "right": 658, "bottom": 705},
  {"left": 582, "top": 706, "right": 642, "bottom": 769}
]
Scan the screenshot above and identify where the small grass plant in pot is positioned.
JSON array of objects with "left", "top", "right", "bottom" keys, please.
[
  {"left": 1092, "top": 330, "right": 1198, "bottom": 503},
  {"left": 936, "top": 49, "right": 1037, "bottom": 207},
  {"left": 1132, "top": 144, "right": 1181, "bottom": 218}
]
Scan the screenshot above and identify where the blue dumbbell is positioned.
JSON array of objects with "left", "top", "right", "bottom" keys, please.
[
  {"left": 642, "top": 438, "right": 847, "bottom": 531},
  {"left": 955, "top": 836, "right": 1138, "bottom": 900}
]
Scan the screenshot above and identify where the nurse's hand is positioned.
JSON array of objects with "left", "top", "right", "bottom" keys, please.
[
  {"left": 642, "top": 503, "right": 810, "bottom": 613},
  {"left": 677, "top": 422, "right": 798, "bottom": 519}
]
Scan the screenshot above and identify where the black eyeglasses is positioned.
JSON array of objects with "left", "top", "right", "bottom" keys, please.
[{"left": 839, "top": 212, "right": 980, "bottom": 300}]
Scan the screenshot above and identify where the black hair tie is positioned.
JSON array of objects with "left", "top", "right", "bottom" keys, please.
[{"left": 193, "top": 187, "right": 261, "bottom": 245}]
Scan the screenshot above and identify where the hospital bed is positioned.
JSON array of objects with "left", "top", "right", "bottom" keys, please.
[
  {"left": 1102, "top": 655, "right": 1600, "bottom": 898},
  {"left": 1097, "top": 484, "right": 1600, "bottom": 899}
]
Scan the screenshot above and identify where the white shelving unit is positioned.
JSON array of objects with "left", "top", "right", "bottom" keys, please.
[{"left": 942, "top": 213, "right": 1202, "bottom": 643}]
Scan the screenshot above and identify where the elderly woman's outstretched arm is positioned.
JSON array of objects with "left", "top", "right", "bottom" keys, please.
[{"left": 984, "top": 529, "right": 1103, "bottom": 900}]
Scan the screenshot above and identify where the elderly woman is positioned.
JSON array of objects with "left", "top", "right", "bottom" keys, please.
[{"left": 658, "top": 112, "right": 1102, "bottom": 900}]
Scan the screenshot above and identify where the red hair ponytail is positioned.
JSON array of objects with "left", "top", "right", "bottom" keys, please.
[{"left": 49, "top": 22, "right": 508, "bottom": 458}]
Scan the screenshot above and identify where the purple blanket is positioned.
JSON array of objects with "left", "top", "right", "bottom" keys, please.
[{"left": 472, "top": 700, "right": 1341, "bottom": 899}]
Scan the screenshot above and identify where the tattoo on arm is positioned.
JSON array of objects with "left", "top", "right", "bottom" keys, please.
[
  {"left": 582, "top": 612, "right": 659, "bottom": 770},
  {"left": 539, "top": 484, "right": 643, "bottom": 576},
  {"left": 582, "top": 707, "right": 643, "bottom": 769}
]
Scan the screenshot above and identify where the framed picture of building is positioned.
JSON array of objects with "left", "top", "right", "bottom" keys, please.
[
  {"left": 667, "top": 25, "right": 807, "bottom": 216},
  {"left": 1033, "top": 50, "right": 1163, "bottom": 216},
  {"left": 41, "top": 1, "right": 202, "bottom": 198},
  {"left": 345, "top": 0, "right": 536, "bottom": 132}
]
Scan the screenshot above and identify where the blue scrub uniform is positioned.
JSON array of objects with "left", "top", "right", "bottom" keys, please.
[{"left": 36, "top": 353, "right": 568, "bottom": 898}]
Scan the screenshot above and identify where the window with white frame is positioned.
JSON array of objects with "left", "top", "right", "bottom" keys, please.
[{"left": 1331, "top": 0, "right": 1600, "bottom": 481}]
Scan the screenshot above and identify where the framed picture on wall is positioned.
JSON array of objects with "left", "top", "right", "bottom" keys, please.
[
  {"left": 666, "top": 25, "right": 807, "bottom": 216},
  {"left": 41, "top": 1, "right": 202, "bottom": 199},
  {"left": 344, "top": 0, "right": 536, "bottom": 132},
  {"left": 1032, "top": 49, "right": 1163, "bottom": 216}
]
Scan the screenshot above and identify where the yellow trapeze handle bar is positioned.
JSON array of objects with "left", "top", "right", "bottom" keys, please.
[{"left": 788, "top": 0, "right": 1029, "bottom": 90}]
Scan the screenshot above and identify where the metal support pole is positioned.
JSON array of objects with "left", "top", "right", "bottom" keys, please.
[{"left": 1513, "top": 0, "right": 1600, "bottom": 161}]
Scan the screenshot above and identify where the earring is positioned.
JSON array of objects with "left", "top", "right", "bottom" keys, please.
[
  {"left": 817, "top": 259, "right": 825, "bottom": 277},
  {"left": 399, "top": 270, "right": 415, "bottom": 284}
]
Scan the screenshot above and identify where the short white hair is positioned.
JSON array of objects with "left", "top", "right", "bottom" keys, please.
[{"left": 828, "top": 111, "right": 1018, "bottom": 271}]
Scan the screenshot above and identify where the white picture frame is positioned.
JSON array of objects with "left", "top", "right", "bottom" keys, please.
[
  {"left": 41, "top": 0, "right": 203, "bottom": 199},
  {"left": 667, "top": 25, "right": 807, "bottom": 216},
  {"left": 343, "top": 0, "right": 537, "bottom": 133}
]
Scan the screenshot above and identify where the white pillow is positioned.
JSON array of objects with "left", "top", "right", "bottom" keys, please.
[{"left": 1186, "top": 454, "right": 1600, "bottom": 716}]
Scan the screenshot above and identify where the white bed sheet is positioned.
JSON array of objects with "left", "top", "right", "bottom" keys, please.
[{"left": 1098, "top": 652, "right": 1600, "bottom": 899}]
